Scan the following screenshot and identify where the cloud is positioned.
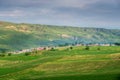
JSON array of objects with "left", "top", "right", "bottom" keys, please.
[
  {"left": 0, "top": 0, "right": 120, "bottom": 28},
  {"left": 0, "top": 0, "right": 114, "bottom": 9},
  {"left": 52, "top": 0, "right": 100, "bottom": 9},
  {"left": 0, "top": 10, "right": 25, "bottom": 17}
]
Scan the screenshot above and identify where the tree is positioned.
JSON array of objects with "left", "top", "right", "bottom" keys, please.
[
  {"left": 0, "top": 54, "right": 5, "bottom": 57},
  {"left": 50, "top": 47, "right": 55, "bottom": 51},
  {"left": 70, "top": 46, "right": 73, "bottom": 50},
  {"left": 97, "top": 47, "right": 100, "bottom": 50},
  {"left": 25, "top": 52, "right": 31, "bottom": 56},
  {"left": 85, "top": 46, "right": 90, "bottom": 50},
  {"left": 114, "top": 43, "right": 120, "bottom": 46},
  {"left": 8, "top": 53, "right": 12, "bottom": 56},
  {"left": 0, "top": 48, "right": 7, "bottom": 53}
]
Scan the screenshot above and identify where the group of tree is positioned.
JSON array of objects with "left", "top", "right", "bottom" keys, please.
[
  {"left": 114, "top": 43, "right": 120, "bottom": 46},
  {"left": 25, "top": 52, "right": 31, "bottom": 56},
  {"left": 0, "top": 53, "right": 12, "bottom": 57},
  {"left": 85, "top": 46, "right": 90, "bottom": 50}
]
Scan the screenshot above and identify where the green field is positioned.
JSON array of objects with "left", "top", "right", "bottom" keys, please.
[{"left": 0, "top": 46, "right": 120, "bottom": 80}]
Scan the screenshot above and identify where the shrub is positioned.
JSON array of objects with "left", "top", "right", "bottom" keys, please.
[
  {"left": 8, "top": 53, "right": 12, "bottom": 56},
  {"left": 25, "top": 52, "right": 31, "bottom": 56},
  {"left": 64, "top": 48, "right": 69, "bottom": 51},
  {"left": 70, "top": 46, "right": 73, "bottom": 50},
  {"left": 50, "top": 47, "right": 55, "bottom": 51},
  {"left": 85, "top": 46, "right": 90, "bottom": 50},
  {"left": 50, "top": 47, "right": 58, "bottom": 51},
  {"left": 43, "top": 47, "right": 46, "bottom": 50},
  {"left": 97, "top": 47, "right": 101, "bottom": 50},
  {"left": 34, "top": 50, "right": 38, "bottom": 54},
  {"left": 0, "top": 54, "right": 5, "bottom": 57}
]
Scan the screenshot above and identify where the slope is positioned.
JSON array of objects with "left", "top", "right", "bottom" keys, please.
[{"left": 0, "top": 21, "right": 120, "bottom": 51}]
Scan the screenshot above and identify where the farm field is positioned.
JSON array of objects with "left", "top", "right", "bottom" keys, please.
[{"left": 0, "top": 46, "right": 120, "bottom": 80}]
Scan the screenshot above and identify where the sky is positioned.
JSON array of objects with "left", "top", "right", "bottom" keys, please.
[{"left": 0, "top": 0, "right": 120, "bottom": 29}]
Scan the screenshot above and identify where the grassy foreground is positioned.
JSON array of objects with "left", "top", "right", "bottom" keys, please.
[{"left": 0, "top": 46, "right": 120, "bottom": 80}]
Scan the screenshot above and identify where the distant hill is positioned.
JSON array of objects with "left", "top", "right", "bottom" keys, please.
[{"left": 0, "top": 21, "right": 120, "bottom": 51}]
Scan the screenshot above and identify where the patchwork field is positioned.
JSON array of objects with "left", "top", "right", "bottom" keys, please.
[{"left": 0, "top": 46, "right": 120, "bottom": 80}]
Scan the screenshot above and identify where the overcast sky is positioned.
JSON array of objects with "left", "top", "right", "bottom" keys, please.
[{"left": 0, "top": 0, "right": 120, "bottom": 29}]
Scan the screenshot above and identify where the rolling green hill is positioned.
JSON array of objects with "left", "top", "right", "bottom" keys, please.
[
  {"left": 0, "top": 46, "right": 120, "bottom": 80},
  {"left": 0, "top": 21, "right": 120, "bottom": 51}
]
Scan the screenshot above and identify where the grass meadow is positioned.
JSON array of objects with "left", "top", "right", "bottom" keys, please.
[{"left": 0, "top": 46, "right": 120, "bottom": 80}]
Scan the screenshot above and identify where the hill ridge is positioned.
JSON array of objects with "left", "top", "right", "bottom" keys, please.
[{"left": 0, "top": 21, "right": 120, "bottom": 51}]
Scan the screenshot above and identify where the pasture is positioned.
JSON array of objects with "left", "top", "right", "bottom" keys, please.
[{"left": 0, "top": 46, "right": 120, "bottom": 80}]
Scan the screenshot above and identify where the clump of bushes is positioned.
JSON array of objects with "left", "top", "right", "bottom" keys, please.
[
  {"left": 70, "top": 46, "right": 73, "bottom": 50},
  {"left": 64, "top": 46, "right": 73, "bottom": 51},
  {"left": 34, "top": 50, "right": 38, "bottom": 54},
  {"left": 43, "top": 47, "right": 46, "bottom": 50},
  {"left": 64, "top": 48, "right": 69, "bottom": 51},
  {"left": 97, "top": 47, "right": 101, "bottom": 50},
  {"left": 25, "top": 52, "right": 31, "bottom": 56},
  {"left": 50, "top": 47, "right": 55, "bottom": 51},
  {"left": 0, "top": 54, "right": 5, "bottom": 57},
  {"left": 8, "top": 53, "right": 12, "bottom": 56},
  {"left": 85, "top": 46, "right": 90, "bottom": 50},
  {"left": 50, "top": 47, "right": 58, "bottom": 51}
]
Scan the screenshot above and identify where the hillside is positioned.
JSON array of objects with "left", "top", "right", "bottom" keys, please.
[
  {"left": 0, "top": 21, "right": 120, "bottom": 51},
  {"left": 0, "top": 46, "right": 120, "bottom": 80}
]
